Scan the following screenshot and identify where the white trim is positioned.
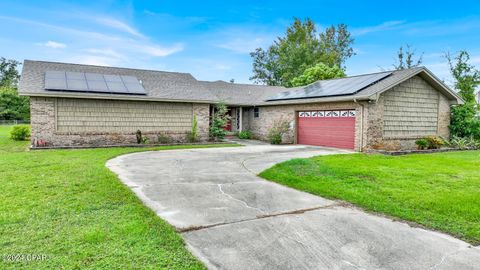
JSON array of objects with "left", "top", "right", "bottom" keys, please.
[{"left": 239, "top": 107, "right": 243, "bottom": 131}]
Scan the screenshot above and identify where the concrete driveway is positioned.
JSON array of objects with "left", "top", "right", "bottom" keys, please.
[{"left": 107, "top": 142, "right": 480, "bottom": 270}]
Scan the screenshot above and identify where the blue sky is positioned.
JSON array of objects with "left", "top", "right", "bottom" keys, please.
[{"left": 1, "top": 0, "right": 479, "bottom": 85}]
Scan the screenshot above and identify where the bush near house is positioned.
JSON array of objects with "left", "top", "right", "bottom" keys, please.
[
  {"left": 209, "top": 102, "right": 230, "bottom": 141},
  {"left": 9, "top": 124, "right": 30, "bottom": 141},
  {"left": 238, "top": 130, "right": 252, "bottom": 139},
  {"left": 267, "top": 119, "right": 290, "bottom": 144},
  {"left": 186, "top": 114, "right": 198, "bottom": 143}
]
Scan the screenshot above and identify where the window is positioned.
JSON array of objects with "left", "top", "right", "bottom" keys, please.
[{"left": 253, "top": 107, "right": 259, "bottom": 118}]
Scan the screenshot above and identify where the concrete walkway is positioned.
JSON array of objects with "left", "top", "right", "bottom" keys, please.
[{"left": 107, "top": 143, "right": 480, "bottom": 270}]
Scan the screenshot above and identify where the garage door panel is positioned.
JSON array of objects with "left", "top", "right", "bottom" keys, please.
[{"left": 297, "top": 111, "right": 355, "bottom": 150}]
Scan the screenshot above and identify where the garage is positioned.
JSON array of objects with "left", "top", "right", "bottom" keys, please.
[{"left": 297, "top": 110, "right": 356, "bottom": 149}]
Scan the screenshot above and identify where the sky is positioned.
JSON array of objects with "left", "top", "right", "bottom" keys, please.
[{"left": 1, "top": 0, "right": 480, "bottom": 86}]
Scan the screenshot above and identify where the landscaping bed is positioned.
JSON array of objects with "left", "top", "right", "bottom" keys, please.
[
  {"left": 0, "top": 125, "right": 238, "bottom": 269},
  {"left": 260, "top": 151, "right": 480, "bottom": 245},
  {"left": 369, "top": 147, "right": 477, "bottom": 156}
]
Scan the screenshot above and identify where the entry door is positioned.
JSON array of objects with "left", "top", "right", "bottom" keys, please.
[{"left": 297, "top": 110, "right": 356, "bottom": 149}]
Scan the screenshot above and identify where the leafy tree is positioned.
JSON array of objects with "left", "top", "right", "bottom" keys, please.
[
  {"left": 209, "top": 102, "right": 230, "bottom": 141},
  {"left": 447, "top": 51, "right": 480, "bottom": 103},
  {"left": 289, "top": 63, "right": 345, "bottom": 87},
  {"left": 447, "top": 50, "right": 480, "bottom": 139},
  {"left": 0, "top": 58, "right": 21, "bottom": 88},
  {"left": 0, "top": 87, "right": 30, "bottom": 120},
  {"left": 250, "top": 18, "right": 354, "bottom": 87},
  {"left": 393, "top": 45, "right": 423, "bottom": 70}
]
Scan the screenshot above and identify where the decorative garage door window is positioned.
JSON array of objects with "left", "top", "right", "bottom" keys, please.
[{"left": 298, "top": 110, "right": 356, "bottom": 118}]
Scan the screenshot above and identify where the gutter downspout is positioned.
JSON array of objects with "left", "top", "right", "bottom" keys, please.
[{"left": 354, "top": 98, "right": 365, "bottom": 151}]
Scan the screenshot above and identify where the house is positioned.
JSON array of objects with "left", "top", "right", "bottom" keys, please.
[{"left": 18, "top": 60, "right": 463, "bottom": 151}]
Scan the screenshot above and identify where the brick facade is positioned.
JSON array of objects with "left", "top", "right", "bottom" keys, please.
[{"left": 30, "top": 97, "right": 209, "bottom": 147}]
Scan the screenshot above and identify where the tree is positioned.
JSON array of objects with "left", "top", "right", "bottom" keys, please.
[
  {"left": 250, "top": 18, "right": 354, "bottom": 87},
  {"left": 0, "top": 58, "right": 21, "bottom": 88},
  {"left": 0, "top": 87, "right": 30, "bottom": 120},
  {"left": 209, "top": 102, "right": 230, "bottom": 141},
  {"left": 289, "top": 63, "right": 346, "bottom": 87},
  {"left": 393, "top": 45, "right": 423, "bottom": 70},
  {"left": 447, "top": 50, "right": 480, "bottom": 139},
  {"left": 447, "top": 51, "right": 480, "bottom": 103}
]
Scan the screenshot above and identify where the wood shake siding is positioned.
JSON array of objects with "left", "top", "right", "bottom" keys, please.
[
  {"left": 55, "top": 98, "right": 193, "bottom": 133},
  {"left": 382, "top": 76, "right": 440, "bottom": 138}
]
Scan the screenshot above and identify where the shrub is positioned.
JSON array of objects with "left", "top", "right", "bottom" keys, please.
[
  {"left": 450, "top": 103, "right": 480, "bottom": 140},
  {"left": 135, "top": 130, "right": 149, "bottom": 144},
  {"left": 209, "top": 102, "right": 230, "bottom": 141},
  {"left": 415, "top": 139, "right": 428, "bottom": 150},
  {"left": 238, "top": 130, "right": 252, "bottom": 139},
  {"left": 424, "top": 135, "right": 445, "bottom": 149},
  {"left": 267, "top": 119, "right": 290, "bottom": 144},
  {"left": 450, "top": 136, "right": 480, "bottom": 150},
  {"left": 10, "top": 124, "right": 30, "bottom": 141},
  {"left": 135, "top": 130, "right": 143, "bottom": 144},
  {"left": 157, "top": 133, "right": 172, "bottom": 144},
  {"left": 186, "top": 114, "right": 198, "bottom": 143}
]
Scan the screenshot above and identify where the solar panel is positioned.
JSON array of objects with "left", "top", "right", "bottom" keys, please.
[
  {"left": 267, "top": 71, "right": 392, "bottom": 101},
  {"left": 44, "top": 70, "right": 147, "bottom": 95}
]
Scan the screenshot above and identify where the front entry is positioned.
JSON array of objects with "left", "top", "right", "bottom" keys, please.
[{"left": 297, "top": 110, "right": 356, "bottom": 150}]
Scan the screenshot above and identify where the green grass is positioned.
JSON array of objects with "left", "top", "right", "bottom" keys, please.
[
  {"left": 0, "top": 125, "right": 238, "bottom": 269},
  {"left": 260, "top": 151, "right": 480, "bottom": 245}
]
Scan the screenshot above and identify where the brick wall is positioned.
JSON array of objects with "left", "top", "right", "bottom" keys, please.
[{"left": 30, "top": 97, "right": 210, "bottom": 147}]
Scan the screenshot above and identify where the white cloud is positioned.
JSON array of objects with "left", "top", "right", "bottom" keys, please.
[
  {"left": 67, "top": 55, "right": 118, "bottom": 67},
  {"left": 40, "top": 40, "right": 67, "bottom": 49},
  {"left": 352, "top": 20, "right": 406, "bottom": 36},
  {"left": 139, "top": 43, "right": 184, "bottom": 57},
  {"left": 94, "top": 17, "right": 144, "bottom": 38},
  {"left": 0, "top": 14, "right": 184, "bottom": 61},
  {"left": 83, "top": 48, "right": 126, "bottom": 60}
]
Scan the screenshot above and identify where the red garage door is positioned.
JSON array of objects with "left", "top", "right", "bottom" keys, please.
[{"left": 297, "top": 110, "right": 356, "bottom": 150}]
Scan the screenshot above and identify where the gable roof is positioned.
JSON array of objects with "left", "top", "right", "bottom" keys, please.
[{"left": 19, "top": 60, "right": 463, "bottom": 106}]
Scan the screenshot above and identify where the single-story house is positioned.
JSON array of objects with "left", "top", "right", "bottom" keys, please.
[{"left": 19, "top": 60, "right": 463, "bottom": 151}]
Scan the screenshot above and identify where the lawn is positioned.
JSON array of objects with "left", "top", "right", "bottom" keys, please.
[
  {"left": 0, "top": 125, "right": 238, "bottom": 269},
  {"left": 260, "top": 151, "right": 480, "bottom": 245}
]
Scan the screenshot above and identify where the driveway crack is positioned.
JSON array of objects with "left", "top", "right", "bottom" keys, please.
[
  {"left": 178, "top": 202, "right": 343, "bottom": 233},
  {"left": 427, "top": 245, "right": 473, "bottom": 270},
  {"left": 217, "top": 184, "right": 266, "bottom": 214}
]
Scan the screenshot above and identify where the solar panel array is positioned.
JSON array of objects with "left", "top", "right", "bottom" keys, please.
[
  {"left": 267, "top": 71, "right": 392, "bottom": 101},
  {"left": 44, "top": 70, "right": 146, "bottom": 95}
]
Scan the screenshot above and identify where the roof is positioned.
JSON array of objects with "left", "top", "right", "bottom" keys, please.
[
  {"left": 19, "top": 60, "right": 463, "bottom": 105},
  {"left": 19, "top": 60, "right": 218, "bottom": 103},
  {"left": 267, "top": 71, "right": 393, "bottom": 101}
]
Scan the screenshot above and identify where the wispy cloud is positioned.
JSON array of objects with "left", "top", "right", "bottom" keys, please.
[
  {"left": 351, "top": 20, "right": 406, "bottom": 36},
  {"left": 139, "top": 43, "right": 184, "bottom": 57},
  {"left": 83, "top": 48, "right": 126, "bottom": 60},
  {"left": 0, "top": 14, "right": 184, "bottom": 62},
  {"left": 39, "top": 40, "right": 66, "bottom": 49},
  {"left": 94, "top": 17, "right": 144, "bottom": 38}
]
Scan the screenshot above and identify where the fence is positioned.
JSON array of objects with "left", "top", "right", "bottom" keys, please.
[{"left": 0, "top": 120, "right": 30, "bottom": 125}]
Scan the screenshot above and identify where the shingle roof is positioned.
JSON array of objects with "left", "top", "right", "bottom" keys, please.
[
  {"left": 197, "top": 80, "right": 286, "bottom": 106},
  {"left": 19, "top": 60, "right": 218, "bottom": 103},
  {"left": 19, "top": 60, "right": 462, "bottom": 106}
]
